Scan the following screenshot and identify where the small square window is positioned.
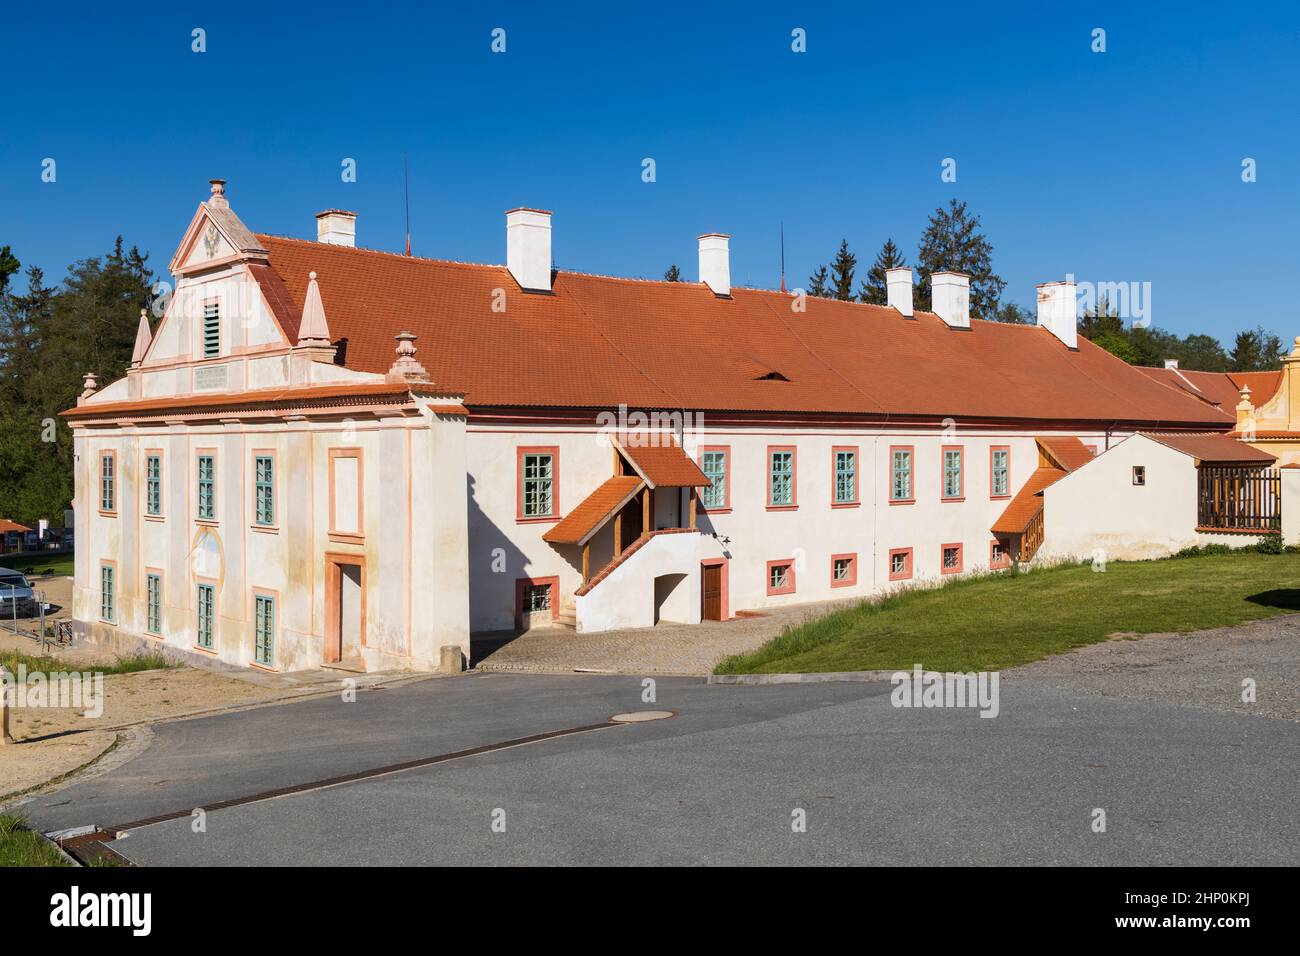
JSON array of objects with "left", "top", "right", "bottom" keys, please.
[
  {"left": 1132, "top": 465, "right": 1146, "bottom": 486},
  {"left": 767, "top": 561, "right": 795, "bottom": 595},
  {"left": 831, "top": 554, "right": 856, "bottom": 588},
  {"left": 523, "top": 583, "right": 551, "bottom": 613},
  {"left": 888, "top": 548, "right": 913, "bottom": 582},
  {"left": 941, "top": 544, "right": 963, "bottom": 574}
]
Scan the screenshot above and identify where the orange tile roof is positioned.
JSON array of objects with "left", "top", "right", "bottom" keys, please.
[
  {"left": 62, "top": 382, "right": 414, "bottom": 420},
  {"left": 615, "top": 434, "right": 710, "bottom": 487},
  {"left": 0, "top": 519, "right": 32, "bottom": 534},
  {"left": 991, "top": 466, "right": 1065, "bottom": 535},
  {"left": 1136, "top": 366, "right": 1281, "bottom": 410},
  {"left": 542, "top": 475, "right": 644, "bottom": 545},
  {"left": 254, "top": 234, "right": 1236, "bottom": 427},
  {"left": 1139, "top": 432, "right": 1276, "bottom": 463},
  {"left": 1037, "top": 436, "right": 1095, "bottom": 472}
]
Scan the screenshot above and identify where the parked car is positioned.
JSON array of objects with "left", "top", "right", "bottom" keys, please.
[{"left": 0, "top": 567, "right": 37, "bottom": 617}]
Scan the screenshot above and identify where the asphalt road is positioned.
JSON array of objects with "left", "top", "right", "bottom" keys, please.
[{"left": 19, "top": 673, "right": 1300, "bottom": 866}]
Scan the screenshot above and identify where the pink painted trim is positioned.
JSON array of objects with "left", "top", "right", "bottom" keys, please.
[
  {"left": 941, "top": 542, "right": 964, "bottom": 574},
  {"left": 515, "top": 575, "right": 560, "bottom": 629},
  {"left": 941, "top": 444, "right": 965, "bottom": 501},
  {"left": 516, "top": 445, "right": 560, "bottom": 523},
  {"left": 831, "top": 445, "right": 859, "bottom": 507},
  {"left": 766, "top": 558, "right": 796, "bottom": 596},
  {"left": 989, "top": 444, "right": 1011, "bottom": 500},
  {"left": 989, "top": 538, "right": 1011, "bottom": 570},
  {"left": 888, "top": 547, "right": 913, "bottom": 582},
  {"left": 830, "top": 552, "right": 857, "bottom": 588},
  {"left": 888, "top": 444, "right": 915, "bottom": 505},
  {"left": 698, "top": 444, "right": 731, "bottom": 513},
  {"left": 766, "top": 445, "right": 798, "bottom": 511},
  {"left": 700, "top": 557, "right": 730, "bottom": 621}
]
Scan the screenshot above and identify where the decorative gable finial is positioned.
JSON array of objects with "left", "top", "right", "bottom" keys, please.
[
  {"left": 296, "top": 271, "right": 332, "bottom": 347},
  {"left": 208, "top": 178, "right": 228, "bottom": 208},
  {"left": 80, "top": 371, "right": 98, "bottom": 400},
  {"left": 387, "top": 331, "right": 430, "bottom": 384},
  {"left": 130, "top": 308, "right": 152, "bottom": 368}
]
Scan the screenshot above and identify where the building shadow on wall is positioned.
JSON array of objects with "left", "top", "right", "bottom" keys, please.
[{"left": 466, "top": 472, "right": 530, "bottom": 666}]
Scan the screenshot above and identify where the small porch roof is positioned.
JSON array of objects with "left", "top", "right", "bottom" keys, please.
[
  {"left": 612, "top": 433, "right": 710, "bottom": 488},
  {"left": 542, "top": 475, "right": 645, "bottom": 546},
  {"left": 991, "top": 466, "right": 1066, "bottom": 535}
]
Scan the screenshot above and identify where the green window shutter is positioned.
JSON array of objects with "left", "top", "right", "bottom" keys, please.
[
  {"left": 198, "top": 456, "right": 215, "bottom": 520},
  {"left": 203, "top": 303, "right": 220, "bottom": 358},
  {"left": 197, "top": 583, "right": 214, "bottom": 648},
  {"left": 701, "top": 451, "right": 727, "bottom": 508},
  {"left": 253, "top": 595, "right": 275, "bottom": 665}
]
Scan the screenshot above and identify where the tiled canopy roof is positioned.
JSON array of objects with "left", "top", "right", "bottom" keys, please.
[
  {"left": 991, "top": 466, "right": 1065, "bottom": 535},
  {"left": 542, "top": 476, "right": 644, "bottom": 546},
  {"left": 1037, "top": 436, "right": 1095, "bottom": 472},
  {"left": 0, "top": 519, "right": 32, "bottom": 534},
  {"left": 255, "top": 234, "right": 1237, "bottom": 426},
  {"left": 614, "top": 434, "right": 710, "bottom": 487}
]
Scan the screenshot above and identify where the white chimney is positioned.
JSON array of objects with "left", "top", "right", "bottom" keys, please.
[
  {"left": 886, "top": 267, "right": 914, "bottom": 317},
  {"left": 697, "top": 233, "right": 731, "bottom": 297},
  {"left": 316, "top": 209, "right": 357, "bottom": 247},
  {"left": 1036, "top": 279, "right": 1079, "bottom": 349},
  {"left": 506, "top": 207, "right": 553, "bottom": 292},
  {"left": 931, "top": 271, "right": 970, "bottom": 329}
]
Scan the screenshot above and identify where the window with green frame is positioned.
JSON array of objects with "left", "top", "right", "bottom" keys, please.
[
  {"left": 146, "top": 573, "right": 162, "bottom": 634},
  {"left": 146, "top": 455, "right": 162, "bottom": 516},
  {"left": 197, "top": 455, "right": 215, "bottom": 520},
  {"left": 834, "top": 450, "right": 857, "bottom": 503},
  {"left": 891, "top": 448, "right": 913, "bottom": 501},
  {"left": 769, "top": 449, "right": 794, "bottom": 506},
  {"left": 943, "top": 447, "right": 963, "bottom": 499},
  {"left": 100, "top": 565, "right": 115, "bottom": 622},
  {"left": 991, "top": 448, "right": 1010, "bottom": 497},
  {"left": 701, "top": 450, "right": 727, "bottom": 508},
  {"left": 521, "top": 452, "right": 554, "bottom": 517},
  {"left": 253, "top": 594, "right": 275, "bottom": 666},
  {"left": 100, "top": 453, "right": 115, "bottom": 511},
  {"left": 254, "top": 456, "right": 275, "bottom": 526},
  {"left": 196, "top": 583, "right": 214, "bottom": 649}
]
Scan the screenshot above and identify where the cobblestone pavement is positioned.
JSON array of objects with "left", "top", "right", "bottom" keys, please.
[
  {"left": 1008, "top": 613, "right": 1300, "bottom": 721},
  {"left": 474, "top": 600, "right": 857, "bottom": 675}
]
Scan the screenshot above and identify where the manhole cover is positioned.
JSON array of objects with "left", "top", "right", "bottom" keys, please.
[{"left": 610, "top": 710, "right": 674, "bottom": 723}]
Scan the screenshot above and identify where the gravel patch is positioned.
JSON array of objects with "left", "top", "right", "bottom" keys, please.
[{"left": 1008, "top": 613, "right": 1300, "bottom": 721}]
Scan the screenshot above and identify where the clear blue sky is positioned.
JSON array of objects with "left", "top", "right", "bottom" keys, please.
[{"left": 2, "top": 0, "right": 1297, "bottom": 341}]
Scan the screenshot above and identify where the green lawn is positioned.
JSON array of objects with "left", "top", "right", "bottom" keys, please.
[
  {"left": 0, "top": 814, "right": 69, "bottom": 867},
  {"left": 1, "top": 554, "right": 73, "bottom": 577},
  {"left": 714, "top": 552, "right": 1300, "bottom": 675}
]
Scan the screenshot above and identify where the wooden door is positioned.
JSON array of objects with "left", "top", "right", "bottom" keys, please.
[{"left": 702, "top": 564, "right": 722, "bottom": 621}]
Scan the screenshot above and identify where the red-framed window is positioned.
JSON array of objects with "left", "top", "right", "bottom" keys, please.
[
  {"left": 941, "top": 542, "right": 964, "bottom": 574},
  {"left": 517, "top": 446, "right": 560, "bottom": 521},
  {"left": 766, "top": 559, "right": 796, "bottom": 595},
  {"left": 990, "top": 538, "right": 1011, "bottom": 570},
  {"left": 989, "top": 445, "right": 1011, "bottom": 499},
  {"left": 941, "top": 445, "right": 964, "bottom": 501},
  {"left": 515, "top": 575, "right": 559, "bottom": 628},
  {"left": 832, "top": 446, "right": 859, "bottom": 507},
  {"left": 889, "top": 445, "right": 915, "bottom": 504},
  {"left": 831, "top": 553, "right": 857, "bottom": 588},
  {"left": 766, "top": 446, "right": 797, "bottom": 510},
  {"left": 888, "top": 547, "right": 913, "bottom": 582}
]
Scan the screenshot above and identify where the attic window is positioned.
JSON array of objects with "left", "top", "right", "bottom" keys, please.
[
  {"left": 733, "top": 357, "right": 789, "bottom": 382},
  {"left": 754, "top": 370, "right": 790, "bottom": 382}
]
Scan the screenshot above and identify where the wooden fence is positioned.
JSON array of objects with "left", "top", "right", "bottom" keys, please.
[{"left": 1197, "top": 466, "right": 1280, "bottom": 532}]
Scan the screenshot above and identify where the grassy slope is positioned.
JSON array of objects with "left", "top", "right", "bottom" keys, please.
[
  {"left": 715, "top": 553, "right": 1300, "bottom": 674},
  {"left": 0, "top": 649, "right": 175, "bottom": 676},
  {"left": 0, "top": 814, "right": 69, "bottom": 867}
]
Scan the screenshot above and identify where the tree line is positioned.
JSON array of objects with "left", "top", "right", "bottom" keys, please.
[
  {"left": 0, "top": 240, "right": 155, "bottom": 525},
  {"left": 665, "top": 196, "right": 1282, "bottom": 372}
]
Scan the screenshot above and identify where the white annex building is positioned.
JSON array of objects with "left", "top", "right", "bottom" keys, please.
[{"left": 64, "top": 180, "right": 1249, "bottom": 673}]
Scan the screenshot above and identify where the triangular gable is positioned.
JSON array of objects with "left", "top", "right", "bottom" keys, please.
[{"left": 169, "top": 200, "right": 268, "bottom": 275}]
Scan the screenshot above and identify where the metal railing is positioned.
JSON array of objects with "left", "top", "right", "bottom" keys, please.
[{"left": 1, "top": 583, "right": 62, "bottom": 652}]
